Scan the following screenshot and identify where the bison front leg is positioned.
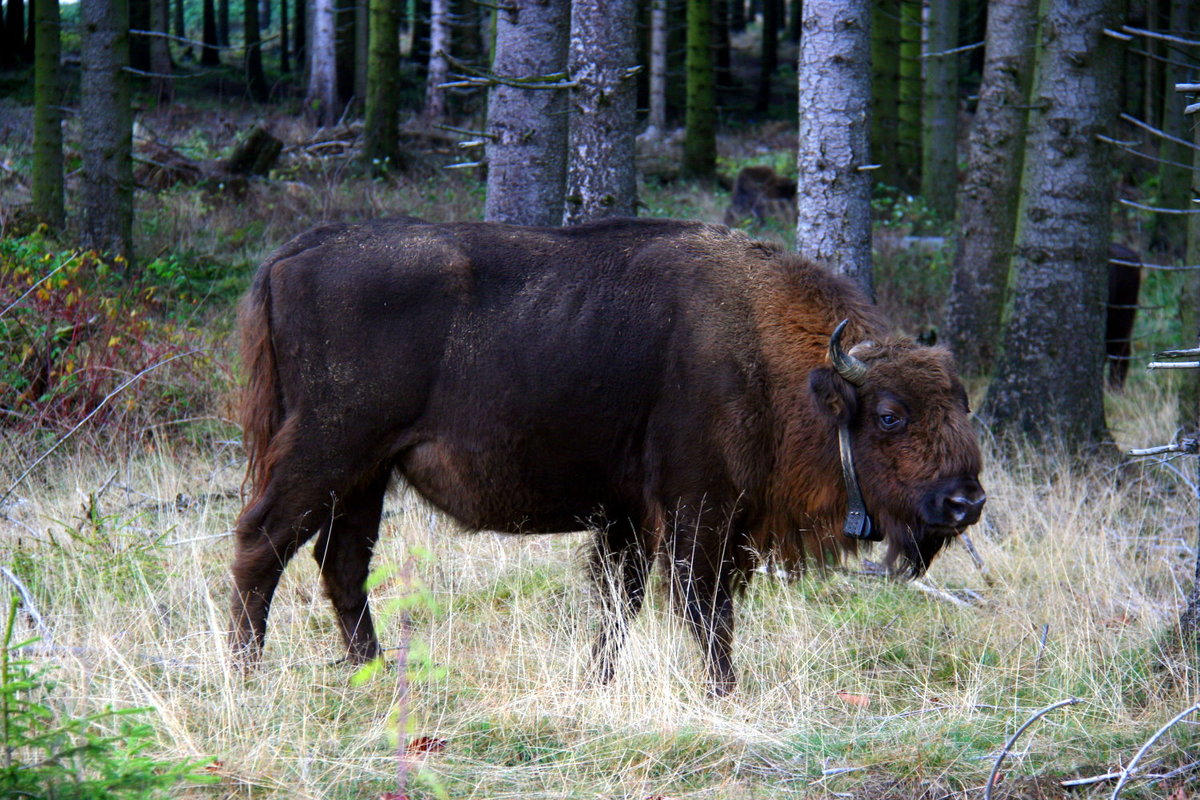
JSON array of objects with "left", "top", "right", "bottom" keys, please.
[
  {"left": 588, "top": 518, "right": 653, "bottom": 685},
  {"left": 312, "top": 473, "right": 389, "bottom": 663},
  {"left": 668, "top": 511, "right": 737, "bottom": 696}
]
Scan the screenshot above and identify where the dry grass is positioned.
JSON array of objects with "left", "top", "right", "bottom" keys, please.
[{"left": 0, "top": 372, "right": 1198, "bottom": 800}]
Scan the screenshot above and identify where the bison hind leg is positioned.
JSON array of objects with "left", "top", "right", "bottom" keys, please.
[
  {"left": 312, "top": 470, "right": 391, "bottom": 663},
  {"left": 588, "top": 516, "right": 654, "bottom": 685}
]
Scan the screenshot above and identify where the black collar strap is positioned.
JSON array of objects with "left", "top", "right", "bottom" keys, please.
[{"left": 838, "top": 422, "right": 881, "bottom": 541}]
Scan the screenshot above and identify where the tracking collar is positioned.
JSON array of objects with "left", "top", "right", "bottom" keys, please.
[{"left": 837, "top": 421, "right": 881, "bottom": 541}]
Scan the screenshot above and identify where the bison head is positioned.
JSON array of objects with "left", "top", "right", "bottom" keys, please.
[{"left": 809, "top": 322, "right": 986, "bottom": 576}]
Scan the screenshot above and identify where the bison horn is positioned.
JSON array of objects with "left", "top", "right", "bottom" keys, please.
[{"left": 829, "top": 319, "right": 870, "bottom": 386}]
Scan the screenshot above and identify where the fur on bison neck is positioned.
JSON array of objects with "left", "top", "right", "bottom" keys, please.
[{"left": 230, "top": 217, "right": 983, "bottom": 693}]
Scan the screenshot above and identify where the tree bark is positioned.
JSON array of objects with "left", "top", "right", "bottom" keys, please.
[
  {"left": 201, "top": 0, "right": 220, "bottom": 65},
  {"left": 421, "top": 0, "right": 449, "bottom": 122},
  {"left": 795, "top": 0, "right": 873, "bottom": 297},
  {"left": 362, "top": 0, "right": 401, "bottom": 172},
  {"left": 293, "top": 0, "right": 305, "bottom": 73},
  {"left": 1178, "top": 103, "right": 1200, "bottom": 639},
  {"left": 896, "top": 0, "right": 921, "bottom": 192},
  {"left": 355, "top": 0, "right": 369, "bottom": 108},
  {"left": 307, "top": 0, "right": 339, "bottom": 125},
  {"left": 682, "top": 0, "right": 715, "bottom": 177},
  {"left": 280, "top": 0, "right": 289, "bottom": 72},
  {"left": 647, "top": 0, "right": 668, "bottom": 133},
  {"left": 942, "top": 0, "right": 1038, "bottom": 376},
  {"left": 484, "top": 0, "right": 570, "bottom": 226},
  {"left": 32, "top": 0, "right": 62, "bottom": 230},
  {"left": 563, "top": 0, "right": 638, "bottom": 224},
  {"left": 920, "top": 0, "right": 958, "bottom": 220},
  {"left": 80, "top": 0, "right": 133, "bottom": 262},
  {"left": 1150, "top": 0, "right": 1189, "bottom": 255},
  {"left": 756, "top": 0, "right": 779, "bottom": 111},
  {"left": 980, "top": 0, "right": 1121, "bottom": 446},
  {"left": 149, "top": 0, "right": 173, "bottom": 103},
  {"left": 172, "top": 0, "right": 182, "bottom": 38},
  {"left": 244, "top": 0, "right": 269, "bottom": 101},
  {"left": 218, "top": 0, "right": 229, "bottom": 45}
]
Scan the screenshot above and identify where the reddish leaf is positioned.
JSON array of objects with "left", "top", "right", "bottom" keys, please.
[
  {"left": 836, "top": 690, "right": 871, "bottom": 708},
  {"left": 379, "top": 792, "right": 408, "bottom": 800},
  {"left": 406, "top": 736, "right": 448, "bottom": 755}
]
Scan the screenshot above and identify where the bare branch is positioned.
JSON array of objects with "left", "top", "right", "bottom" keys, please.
[
  {"left": 984, "top": 698, "right": 1081, "bottom": 800},
  {"left": 1120, "top": 113, "right": 1200, "bottom": 153},
  {"left": 1121, "top": 25, "right": 1200, "bottom": 47},
  {"left": 1111, "top": 703, "right": 1200, "bottom": 800},
  {"left": 1120, "top": 199, "right": 1200, "bottom": 215},
  {"left": 1, "top": 254, "right": 79, "bottom": 320}
]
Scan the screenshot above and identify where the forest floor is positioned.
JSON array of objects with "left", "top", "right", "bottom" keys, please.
[{"left": 1, "top": 60, "right": 1199, "bottom": 798}]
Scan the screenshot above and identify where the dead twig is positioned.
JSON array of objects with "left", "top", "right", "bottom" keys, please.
[
  {"left": 984, "top": 697, "right": 1080, "bottom": 800},
  {"left": 1111, "top": 703, "right": 1200, "bottom": 800}
]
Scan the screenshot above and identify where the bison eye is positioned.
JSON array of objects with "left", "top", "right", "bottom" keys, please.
[{"left": 878, "top": 413, "right": 904, "bottom": 431}]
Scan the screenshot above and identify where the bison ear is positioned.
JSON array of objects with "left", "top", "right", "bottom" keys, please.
[{"left": 809, "top": 367, "right": 859, "bottom": 425}]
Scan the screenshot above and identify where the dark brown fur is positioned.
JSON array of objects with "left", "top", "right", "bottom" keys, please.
[{"left": 231, "top": 217, "right": 984, "bottom": 693}]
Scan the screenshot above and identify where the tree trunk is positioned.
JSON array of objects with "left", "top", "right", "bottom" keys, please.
[
  {"left": 336, "top": 0, "right": 358, "bottom": 107},
  {"left": 483, "top": 0, "right": 570, "bottom": 225},
  {"left": 201, "top": 0, "right": 220, "bottom": 65},
  {"left": 355, "top": 0, "right": 369, "bottom": 109},
  {"left": 173, "top": 0, "right": 183, "bottom": 39},
  {"left": 149, "top": 0, "right": 173, "bottom": 103},
  {"left": 920, "top": 0, "right": 958, "bottom": 220},
  {"left": 6, "top": 0, "right": 27, "bottom": 63},
  {"left": 682, "top": 0, "right": 715, "bottom": 177},
  {"left": 128, "top": 0, "right": 150, "bottom": 70},
  {"left": 280, "top": 0, "right": 290, "bottom": 72},
  {"left": 870, "top": 0, "right": 900, "bottom": 189},
  {"left": 563, "top": 0, "right": 638, "bottom": 224},
  {"left": 714, "top": 0, "right": 733, "bottom": 95},
  {"left": 362, "top": 0, "right": 401, "bottom": 172},
  {"left": 261, "top": 0, "right": 271, "bottom": 28},
  {"left": 648, "top": 0, "right": 668, "bottom": 133},
  {"left": 307, "top": 0, "right": 339, "bottom": 125},
  {"left": 421, "top": 0, "right": 449, "bottom": 122},
  {"left": 294, "top": 0, "right": 306, "bottom": 73},
  {"left": 80, "top": 0, "right": 133, "bottom": 262},
  {"left": 795, "top": 0, "right": 873, "bottom": 296},
  {"left": 896, "top": 0, "right": 921, "bottom": 192},
  {"left": 1178, "top": 103, "right": 1200, "bottom": 639},
  {"left": 245, "top": 0, "right": 269, "bottom": 100},
  {"left": 1150, "top": 0, "right": 1189, "bottom": 255},
  {"left": 980, "top": 0, "right": 1121, "bottom": 446},
  {"left": 942, "top": 0, "right": 1038, "bottom": 377},
  {"left": 218, "top": 0, "right": 229, "bottom": 45},
  {"left": 32, "top": 0, "right": 62, "bottom": 230},
  {"left": 756, "top": 0, "right": 779, "bottom": 111},
  {"left": 410, "top": 0, "right": 429, "bottom": 76}
]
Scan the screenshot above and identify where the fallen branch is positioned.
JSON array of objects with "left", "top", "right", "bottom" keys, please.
[
  {"left": 0, "top": 566, "right": 52, "bottom": 644},
  {"left": 1111, "top": 703, "right": 1200, "bottom": 800},
  {"left": 984, "top": 697, "right": 1080, "bottom": 800}
]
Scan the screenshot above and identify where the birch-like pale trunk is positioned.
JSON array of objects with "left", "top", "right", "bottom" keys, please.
[
  {"left": 307, "top": 0, "right": 339, "bottom": 125},
  {"left": 980, "top": 0, "right": 1121, "bottom": 446},
  {"left": 563, "top": 0, "right": 637, "bottom": 224},
  {"left": 422, "top": 0, "right": 449, "bottom": 123},
  {"left": 483, "top": 0, "right": 570, "bottom": 226},
  {"left": 795, "top": 0, "right": 873, "bottom": 297},
  {"left": 81, "top": 0, "right": 133, "bottom": 261},
  {"left": 942, "top": 0, "right": 1038, "bottom": 376}
]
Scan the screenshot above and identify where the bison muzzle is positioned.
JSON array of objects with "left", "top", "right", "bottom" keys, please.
[{"left": 230, "top": 217, "right": 985, "bottom": 694}]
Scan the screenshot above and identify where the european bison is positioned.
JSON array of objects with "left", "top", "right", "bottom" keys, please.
[
  {"left": 723, "top": 165, "right": 798, "bottom": 227},
  {"left": 231, "top": 217, "right": 985, "bottom": 694}
]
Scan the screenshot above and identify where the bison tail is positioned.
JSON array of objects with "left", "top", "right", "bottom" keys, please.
[{"left": 237, "top": 268, "right": 284, "bottom": 502}]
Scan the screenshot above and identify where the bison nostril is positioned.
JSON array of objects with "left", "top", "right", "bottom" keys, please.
[{"left": 945, "top": 494, "right": 986, "bottom": 524}]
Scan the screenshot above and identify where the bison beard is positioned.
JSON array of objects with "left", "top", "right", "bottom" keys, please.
[{"left": 230, "top": 217, "right": 985, "bottom": 694}]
